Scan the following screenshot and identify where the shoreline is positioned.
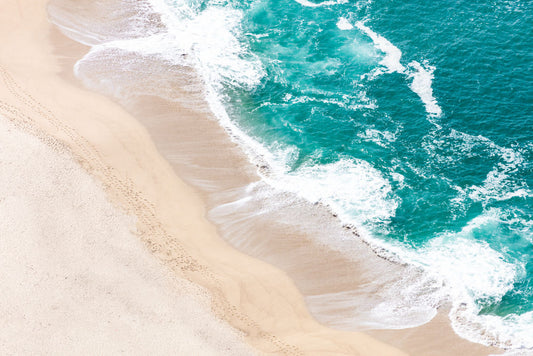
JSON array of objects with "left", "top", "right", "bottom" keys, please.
[
  {"left": 45, "top": 0, "right": 504, "bottom": 354},
  {"left": 0, "top": 0, "right": 404, "bottom": 354},
  {"left": 1, "top": 0, "right": 503, "bottom": 354}
]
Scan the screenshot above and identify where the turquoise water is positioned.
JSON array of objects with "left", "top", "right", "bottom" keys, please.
[
  {"left": 212, "top": 0, "right": 533, "bottom": 347},
  {"left": 65, "top": 0, "right": 533, "bottom": 348}
]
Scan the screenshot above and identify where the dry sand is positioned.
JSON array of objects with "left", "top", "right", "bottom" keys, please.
[
  {"left": 0, "top": 0, "right": 503, "bottom": 355},
  {"left": 0, "top": 114, "right": 254, "bottom": 355}
]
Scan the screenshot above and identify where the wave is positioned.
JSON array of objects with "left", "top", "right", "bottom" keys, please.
[
  {"left": 369, "top": 207, "right": 533, "bottom": 349},
  {"left": 440, "top": 210, "right": 532, "bottom": 349}
]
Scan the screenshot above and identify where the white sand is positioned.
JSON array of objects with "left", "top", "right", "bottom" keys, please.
[{"left": 0, "top": 115, "right": 253, "bottom": 355}]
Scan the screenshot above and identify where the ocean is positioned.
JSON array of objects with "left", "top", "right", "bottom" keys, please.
[{"left": 49, "top": 0, "right": 533, "bottom": 351}]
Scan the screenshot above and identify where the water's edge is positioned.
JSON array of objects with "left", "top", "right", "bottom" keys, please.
[{"left": 46, "top": 0, "right": 507, "bottom": 354}]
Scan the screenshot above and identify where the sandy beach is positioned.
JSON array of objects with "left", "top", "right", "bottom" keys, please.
[{"left": 0, "top": 0, "right": 504, "bottom": 354}]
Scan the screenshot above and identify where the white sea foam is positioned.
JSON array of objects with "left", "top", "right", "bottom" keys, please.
[
  {"left": 469, "top": 168, "right": 530, "bottom": 203},
  {"left": 355, "top": 21, "right": 406, "bottom": 74},
  {"left": 423, "top": 238, "right": 517, "bottom": 304},
  {"left": 460, "top": 311, "right": 533, "bottom": 350},
  {"left": 416, "top": 126, "right": 533, "bottom": 349},
  {"left": 264, "top": 158, "right": 399, "bottom": 231},
  {"left": 294, "top": 0, "right": 347, "bottom": 8},
  {"left": 355, "top": 21, "right": 444, "bottom": 119},
  {"left": 343, "top": 203, "right": 533, "bottom": 349},
  {"left": 397, "top": 209, "right": 533, "bottom": 349},
  {"left": 75, "top": 0, "right": 265, "bottom": 96},
  {"left": 374, "top": 212, "right": 519, "bottom": 305},
  {"left": 445, "top": 130, "right": 531, "bottom": 204},
  {"left": 288, "top": 94, "right": 375, "bottom": 110},
  {"left": 336, "top": 17, "right": 354, "bottom": 30},
  {"left": 68, "top": 0, "right": 246, "bottom": 92},
  {"left": 408, "top": 61, "right": 443, "bottom": 118},
  {"left": 357, "top": 128, "right": 397, "bottom": 148}
]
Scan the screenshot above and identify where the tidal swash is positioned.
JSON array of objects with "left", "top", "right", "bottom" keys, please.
[{"left": 56, "top": 0, "right": 533, "bottom": 351}]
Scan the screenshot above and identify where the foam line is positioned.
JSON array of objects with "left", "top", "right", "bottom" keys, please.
[
  {"left": 355, "top": 21, "right": 406, "bottom": 73},
  {"left": 336, "top": 17, "right": 354, "bottom": 30},
  {"left": 408, "top": 61, "right": 443, "bottom": 118},
  {"left": 294, "top": 0, "right": 347, "bottom": 8},
  {"left": 355, "top": 21, "right": 443, "bottom": 118}
]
